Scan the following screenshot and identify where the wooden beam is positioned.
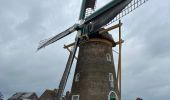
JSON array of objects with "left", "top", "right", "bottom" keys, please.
[
  {"left": 63, "top": 42, "right": 75, "bottom": 49},
  {"left": 117, "top": 20, "right": 122, "bottom": 100},
  {"left": 112, "top": 49, "right": 119, "bottom": 54},
  {"left": 115, "top": 39, "right": 124, "bottom": 45},
  {"left": 64, "top": 45, "right": 78, "bottom": 60},
  {"left": 99, "top": 22, "right": 123, "bottom": 34}
]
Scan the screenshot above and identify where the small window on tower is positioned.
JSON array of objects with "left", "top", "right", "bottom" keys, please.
[
  {"left": 75, "top": 73, "right": 80, "bottom": 82},
  {"left": 106, "top": 53, "right": 112, "bottom": 62},
  {"left": 109, "top": 73, "right": 114, "bottom": 81},
  {"left": 72, "top": 95, "right": 79, "bottom": 100}
]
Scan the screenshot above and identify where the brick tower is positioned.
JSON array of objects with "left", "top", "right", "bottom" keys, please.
[{"left": 71, "top": 33, "right": 119, "bottom": 100}]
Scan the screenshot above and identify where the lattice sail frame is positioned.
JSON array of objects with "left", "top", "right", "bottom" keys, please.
[
  {"left": 106, "top": 0, "right": 148, "bottom": 26},
  {"left": 84, "top": 0, "right": 97, "bottom": 18},
  {"left": 85, "top": 8, "right": 95, "bottom": 18}
]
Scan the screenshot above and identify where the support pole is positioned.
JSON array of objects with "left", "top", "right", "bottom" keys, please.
[{"left": 117, "top": 20, "right": 122, "bottom": 100}]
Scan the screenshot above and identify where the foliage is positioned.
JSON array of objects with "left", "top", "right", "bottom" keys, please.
[{"left": 0, "top": 92, "right": 3, "bottom": 100}]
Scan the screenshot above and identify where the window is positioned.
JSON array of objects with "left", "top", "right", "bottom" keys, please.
[
  {"left": 72, "top": 95, "right": 79, "bottom": 100},
  {"left": 109, "top": 73, "right": 114, "bottom": 81},
  {"left": 109, "top": 73, "right": 114, "bottom": 88},
  {"left": 75, "top": 73, "right": 80, "bottom": 82},
  {"left": 62, "top": 96, "right": 66, "bottom": 100},
  {"left": 108, "top": 91, "right": 118, "bottom": 100},
  {"left": 106, "top": 53, "right": 112, "bottom": 62}
]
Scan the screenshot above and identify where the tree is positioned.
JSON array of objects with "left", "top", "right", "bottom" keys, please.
[
  {"left": 0, "top": 92, "right": 3, "bottom": 100},
  {"left": 136, "top": 97, "right": 143, "bottom": 100}
]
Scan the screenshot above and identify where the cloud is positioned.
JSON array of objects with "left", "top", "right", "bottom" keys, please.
[
  {"left": 120, "top": 0, "right": 170, "bottom": 99},
  {"left": 0, "top": 0, "right": 79, "bottom": 99}
]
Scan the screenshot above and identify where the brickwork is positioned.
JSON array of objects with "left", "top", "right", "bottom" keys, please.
[{"left": 71, "top": 34, "right": 117, "bottom": 100}]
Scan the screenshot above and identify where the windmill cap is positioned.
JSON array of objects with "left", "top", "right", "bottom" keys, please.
[{"left": 87, "top": 29, "right": 116, "bottom": 47}]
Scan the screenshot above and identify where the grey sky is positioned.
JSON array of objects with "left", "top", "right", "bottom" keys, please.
[{"left": 0, "top": 0, "right": 170, "bottom": 100}]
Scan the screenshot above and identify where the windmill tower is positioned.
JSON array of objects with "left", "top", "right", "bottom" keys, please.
[
  {"left": 70, "top": 31, "right": 118, "bottom": 100},
  {"left": 37, "top": 0, "right": 148, "bottom": 100}
]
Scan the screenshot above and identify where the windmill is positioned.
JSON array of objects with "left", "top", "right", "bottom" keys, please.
[{"left": 37, "top": 0, "right": 148, "bottom": 100}]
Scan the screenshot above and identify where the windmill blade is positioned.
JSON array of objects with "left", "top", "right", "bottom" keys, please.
[
  {"left": 79, "top": 0, "right": 97, "bottom": 20},
  {"left": 106, "top": 0, "right": 148, "bottom": 26},
  {"left": 56, "top": 37, "right": 80, "bottom": 100},
  {"left": 84, "top": 0, "right": 132, "bottom": 33},
  {"left": 37, "top": 24, "right": 79, "bottom": 50},
  {"left": 84, "top": 0, "right": 128, "bottom": 23}
]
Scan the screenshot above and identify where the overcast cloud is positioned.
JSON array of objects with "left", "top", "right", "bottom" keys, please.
[{"left": 0, "top": 0, "right": 170, "bottom": 100}]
